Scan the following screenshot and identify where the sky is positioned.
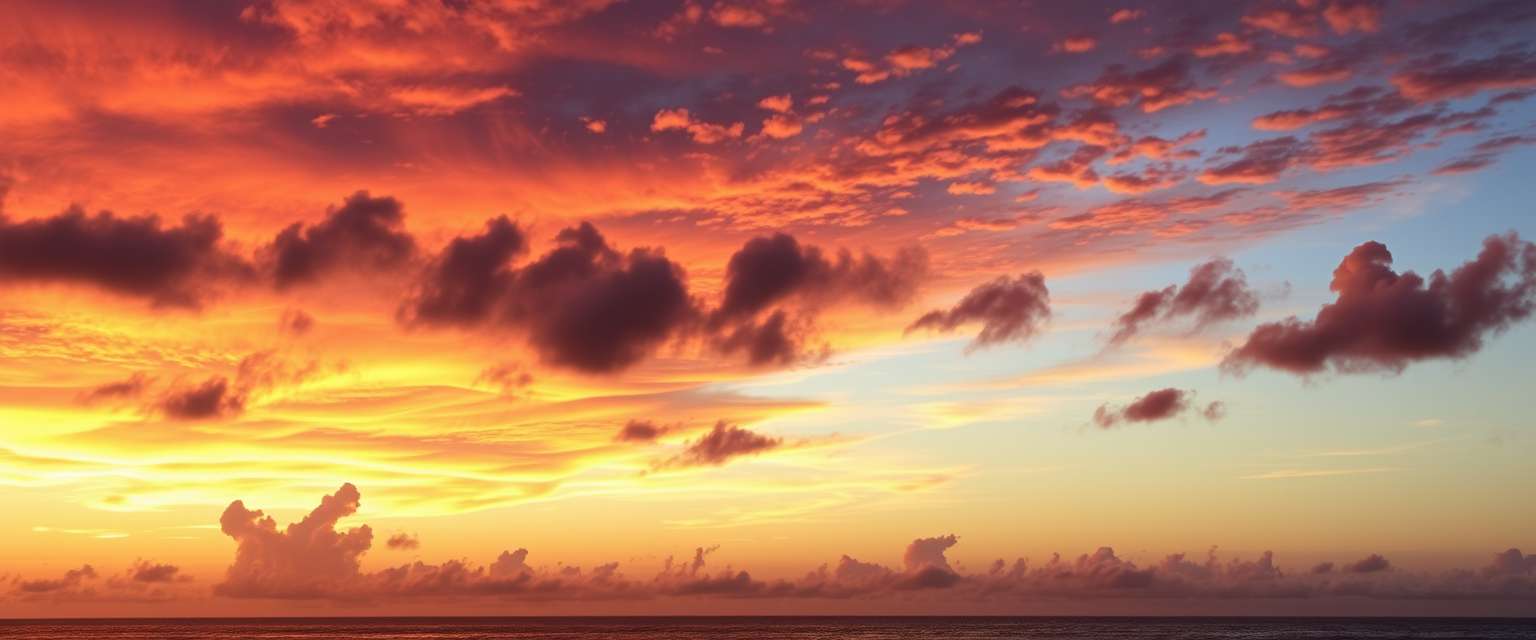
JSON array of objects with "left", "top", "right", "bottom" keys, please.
[{"left": 1, "top": 0, "right": 1535, "bottom": 618}]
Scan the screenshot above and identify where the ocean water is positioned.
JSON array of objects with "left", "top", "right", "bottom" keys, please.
[{"left": 1, "top": 617, "right": 1533, "bottom": 640}]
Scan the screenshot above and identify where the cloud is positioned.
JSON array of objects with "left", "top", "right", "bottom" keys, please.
[
  {"left": 1062, "top": 57, "right": 1216, "bottom": 113},
  {"left": 279, "top": 308, "right": 315, "bottom": 336},
  {"left": 659, "top": 421, "right": 781, "bottom": 468},
  {"left": 1251, "top": 87, "right": 1410, "bottom": 131},
  {"left": 616, "top": 419, "right": 669, "bottom": 443},
  {"left": 906, "top": 273, "right": 1051, "bottom": 352},
  {"left": 216, "top": 482, "right": 374, "bottom": 599},
  {"left": 842, "top": 33, "right": 982, "bottom": 85},
  {"left": 265, "top": 191, "right": 418, "bottom": 289},
  {"left": 16, "top": 565, "right": 97, "bottom": 594},
  {"left": 191, "top": 485, "right": 1536, "bottom": 605},
  {"left": 652, "top": 108, "right": 744, "bottom": 144},
  {"left": 1199, "top": 136, "right": 1308, "bottom": 185},
  {"left": 1224, "top": 232, "right": 1536, "bottom": 376},
  {"left": 386, "top": 534, "right": 420, "bottom": 551},
  {"left": 1109, "top": 258, "right": 1259, "bottom": 345},
  {"left": 1344, "top": 553, "right": 1392, "bottom": 574},
  {"left": 1109, "top": 9, "right": 1145, "bottom": 24},
  {"left": 1392, "top": 51, "right": 1536, "bottom": 102},
  {"left": 157, "top": 376, "right": 244, "bottom": 421},
  {"left": 404, "top": 220, "right": 696, "bottom": 373},
  {"left": 0, "top": 206, "right": 251, "bottom": 307},
  {"left": 712, "top": 309, "right": 821, "bottom": 367},
  {"left": 1242, "top": 5, "right": 1320, "bottom": 38},
  {"left": 1093, "top": 388, "right": 1223, "bottom": 428},
  {"left": 1433, "top": 134, "right": 1536, "bottom": 176},
  {"left": 130, "top": 562, "right": 181, "bottom": 583},
  {"left": 80, "top": 373, "right": 153, "bottom": 405},
  {"left": 712, "top": 233, "right": 927, "bottom": 322}
]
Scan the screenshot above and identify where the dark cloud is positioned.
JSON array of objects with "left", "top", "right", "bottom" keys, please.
[
  {"left": 266, "top": 191, "right": 418, "bottom": 289},
  {"left": 157, "top": 377, "right": 244, "bottom": 421},
  {"left": 1109, "top": 258, "right": 1258, "bottom": 345},
  {"left": 660, "top": 421, "right": 781, "bottom": 468},
  {"left": 386, "top": 533, "right": 420, "bottom": 551},
  {"left": 16, "top": 565, "right": 97, "bottom": 594},
  {"left": 905, "top": 273, "right": 1051, "bottom": 351},
  {"left": 404, "top": 216, "right": 527, "bottom": 325},
  {"left": 1344, "top": 554, "right": 1392, "bottom": 574},
  {"left": 1224, "top": 232, "right": 1536, "bottom": 376},
  {"left": 1093, "top": 388, "right": 1223, "bottom": 428},
  {"left": 616, "top": 419, "right": 668, "bottom": 443},
  {"left": 0, "top": 207, "right": 251, "bottom": 307},
  {"left": 714, "top": 233, "right": 927, "bottom": 321},
  {"left": 405, "top": 219, "right": 696, "bottom": 373},
  {"left": 130, "top": 562, "right": 180, "bottom": 583},
  {"left": 713, "top": 309, "right": 822, "bottom": 366}
]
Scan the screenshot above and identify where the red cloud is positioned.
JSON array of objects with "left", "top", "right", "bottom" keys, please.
[
  {"left": 1062, "top": 57, "right": 1216, "bottom": 113},
  {"left": 1392, "top": 52, "right": 1536, "bottom": 102},
  {"left": 1225, "top": 232, "right": 1536, "bottom": 376}
]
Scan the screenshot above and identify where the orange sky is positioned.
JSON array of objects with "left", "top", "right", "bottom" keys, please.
[{"left": 2, "top": 0, "right": 1535, "bottom": 617}]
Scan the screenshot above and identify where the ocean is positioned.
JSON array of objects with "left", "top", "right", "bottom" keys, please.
[{"left": 0, "top": 617, "right": 1533, "bottom": 639}]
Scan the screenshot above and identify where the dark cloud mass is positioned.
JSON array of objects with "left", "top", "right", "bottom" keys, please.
[
  {"left": 906, "top": 272, "right": 1051, "bottom": 351},
  {"left": 714, "top": 234, "right": 928, "bottom": 321},
  {"left": 1225, "top": 232, "right": 1536, "bottom": 375},
  {"left": 0, "top": 207, "right": 250, "bottom": 307},
  {"left": 1093, "top": 388, "right": 1224, "bottom": 428},
  {"left": 405, "top": 219, "right": 695, "bottom": 373},
  {"left": 158, "top": 377, "right": 244, "bottom": 421},
  {"left": 1110, "top": 258, "right": 1259, "bottom": 345},
  {"left": 267, "top": 191, "right": 418, "bottom": 288}
]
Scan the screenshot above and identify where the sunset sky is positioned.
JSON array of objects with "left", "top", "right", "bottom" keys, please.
[{"left": 2, "top": 0, "right": 1535, "bottom": 617}]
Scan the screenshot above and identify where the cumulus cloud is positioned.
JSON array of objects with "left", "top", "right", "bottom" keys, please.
[
  {"left": 714, "top": 234, "right": 927, "bottom": 321},
  {"left": 1224, "top": 232, "right": 1536, "bottom": 376},
  {"left": 1109, "top": 258, "right": 1259, "bottom": 345},
  {"left": 707, "top": 233, "right": 924, "bottom": 364},
  {"left": 658, "top": 421, "right": 781, "bottom": 469},
  {"left": 0, "top": 207, "right": 251, "bottom": 307},
  {"left": 265, "top": 191, "right": 418, "bottom": 289},
  {"left": 190, "top": 485, "right": 1536, "bottom": 605},
  {"left": 616, "top": 419, "right": 669, "bottom": 443},
  {"left": 906, "top": 273, "right": 1051, "bottom": 352},
  {"left": 404, "top": 219, "right": 696, "bottom": 373},
  {"left": 217, "top": 482, "right": 374, "bottom": 598},
  {"left": 386, "top": 533, "right": 420, "bottom": 551},
  {"left": 1093, "top": 388, "right": 1224, "bottom": 429}
]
